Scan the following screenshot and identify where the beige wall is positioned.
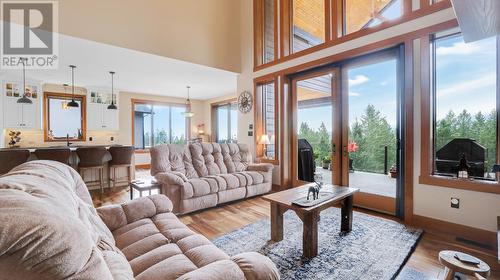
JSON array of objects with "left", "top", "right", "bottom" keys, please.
[{"left": 51, "top": 0, "right": 241, "bottom": 72}]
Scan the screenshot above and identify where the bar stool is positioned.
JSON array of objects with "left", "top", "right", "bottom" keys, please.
[
  {"left": 34, "top": 148, "right": 71, "bottom": 165},
  {"left": 0, "top": 150, "right": 31, "bottom": 175},
  {"left": 76, "top": 147, "right": 109, "bottom": 193},
  {"left": 108, "top": 145, "right": 135, "bottom": 188}
]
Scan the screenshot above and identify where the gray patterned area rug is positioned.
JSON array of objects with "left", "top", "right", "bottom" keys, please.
[{"left": 212, "top": 208, "right": 422, "bottom": 280}]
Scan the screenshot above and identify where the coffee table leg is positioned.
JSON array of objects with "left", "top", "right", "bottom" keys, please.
[
  {"left": 130, "top": 185, "right": 133, "bottom": 200},
  {"left": 303, "top": 211, "right": 319, "bottom": 259},
  {"left": 271, "top": 203, "right": 284, "bottom": 242},
  {"left": 341, "top": 195, "right": 353, "bottom": 232}
]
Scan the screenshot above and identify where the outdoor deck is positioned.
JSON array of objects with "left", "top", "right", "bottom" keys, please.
[{"left": 315, "top": 167, "right": 396, "bottom": 198}]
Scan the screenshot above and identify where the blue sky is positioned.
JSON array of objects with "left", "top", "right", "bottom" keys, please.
[{"left": 435, "top": 35, "right": 496, "bottom": 119}]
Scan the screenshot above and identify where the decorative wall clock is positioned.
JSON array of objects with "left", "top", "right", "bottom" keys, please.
[{"left": 238, "top": 90, "right": 253, "bottom": 114}]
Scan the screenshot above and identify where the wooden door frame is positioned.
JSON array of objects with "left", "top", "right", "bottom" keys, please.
[
  {"left": 339, "top": 48, "right": 404, "bottom": 215},
  {"left": 290, "top": 67, "right": 342, "bottom": 187}
]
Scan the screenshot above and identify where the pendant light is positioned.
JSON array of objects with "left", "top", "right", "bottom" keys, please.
[
  {"left": 182, "top": 86, "right": 195, "bottom": 118},
  {"left": 17, "top": 58, "right": 32, "bottom": 104},
  {"left": 107, "top": 71, "right": 117, "bottom": 110},
  {"left": 67, "top": 65, "right": 79, "bottom": 108}
]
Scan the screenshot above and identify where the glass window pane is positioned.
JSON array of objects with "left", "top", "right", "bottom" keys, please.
[
  {"left": 217, "top": 105, "right": 229, "bottom": 143},
  {"left": 230, "top": 103, "right": 238, "bottom": 142},
  {"left": 263, "top": 83, "right": 275, "bottom": 159},
  {"left": 346, "top": 58, "right": 398, "bottom": 197},
  {"left": 263, "top": 0, "right": 275, "bottom": 63},
  {"left": 153, "top": 105, "right": 170, "bottom": 146},
  {"left": 344, "top": 0, "right": 402, "bottom": 35},
  {"left": 433, "top": 34, "right": 497, "bottom": 180},
  {"left": 48, "top": 98, "right": 83, "bottom": 139},
  {"left": 297, "top": 74, "right": 332, "bottom": 185},
  {"left": 292, "top": 0, "right": 325, "bottom": 53},
  {"left": 171, "top": 106, "right": 187, "bottom": 144}
]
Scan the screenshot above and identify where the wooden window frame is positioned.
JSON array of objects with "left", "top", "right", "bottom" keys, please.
[
  {"left": 211, "top": 98, "right": 238, "bottom": 143},
  {"left": 254, "top": 0, "right": 279, "bottom": 68},
  {"left": 131, "top": 98, "right": 190, "bottom": 152},
  {"left": 43, "top": 92, "right": 87, "bottom": 142},
  {"left": 419, "top": 32, "right": 500, "bottom": 194},
  {"left": 254, "top": 0, "right": 452, "bottom": 71},
  {"left": 254, "top": 75, "right": 280, "bottom": 165}
]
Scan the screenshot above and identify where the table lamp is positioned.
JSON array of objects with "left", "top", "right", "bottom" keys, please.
[{"left": 258, "top": 134, "right": 271, "bottom": 158}]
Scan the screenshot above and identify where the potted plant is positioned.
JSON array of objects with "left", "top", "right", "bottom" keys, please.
[
  {"left": 389, "top": 165, "right": 398, "bottom": 178},
  {"left": 348, "top": 142, "right": 359, "bottom": 173},
  {"left": 322, "top": 155, "right": 331, "bottom": 170}
]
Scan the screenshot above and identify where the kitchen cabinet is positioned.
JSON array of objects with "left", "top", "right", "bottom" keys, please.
[
  {"left": 87, "top": 88, "right": 119, "bottom": 131},
  {"left": 2, "top": 81, "right": 41, "bottom": 129}
]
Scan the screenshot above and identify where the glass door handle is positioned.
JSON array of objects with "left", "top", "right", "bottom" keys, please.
[{"left": 332, "top": 143, "right": 336, "bottom": 155}]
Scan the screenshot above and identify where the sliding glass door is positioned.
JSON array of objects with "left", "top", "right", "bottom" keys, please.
[
  {"left": 341, "top": 49, "right": 402, "bottom": 214},
  {"left": 289, "top": 48, "right": 404, "bottom": 215},
  {"left": 292, "top": 68, "right": 342, "bottom": 186}
]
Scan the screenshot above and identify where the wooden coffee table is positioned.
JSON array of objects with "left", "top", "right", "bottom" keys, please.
[{"left": 262, "top": 184, "right": 359, "bottom": 259}]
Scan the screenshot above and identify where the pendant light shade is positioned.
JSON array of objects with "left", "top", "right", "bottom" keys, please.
[
  {"left": 182, "top": 86, "right": 195, "bottom": 118},
  {"left": 17, "top": 58, "right": 32, "bottom": 104},
  {"left": 67, "top": 65, "right": 79, "bottom": 108},
  {"left": 107, "top": 71, "right": 117, "bottom": 110}
]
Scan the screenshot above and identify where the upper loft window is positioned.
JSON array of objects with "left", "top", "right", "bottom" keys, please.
[
  {"left": 264, "top": 0, "right": 276, "bottom": 63},
  {"left": 344, "top": 0, "right": 403, "bottom": 35},
  {"left": 431, "top": 33, "right": 497, "bottom": 181},
  {"left": 292, "top": 0, "right": 326, "bottom": 53},
  {"left": 133, "top": 102, "right": 188, "bottom": 149}
]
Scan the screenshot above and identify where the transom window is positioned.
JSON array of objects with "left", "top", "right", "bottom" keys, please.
[
  {"left": 133, "top": 101, "right": 188, "bottom": 149},
  {"left": 344, "top": 0, "right": 403, "bottom": 35}
]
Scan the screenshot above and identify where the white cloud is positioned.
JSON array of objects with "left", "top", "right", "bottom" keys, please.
[
  {"left": 349, "top": 75, "right": 369, "bottom": 86},
  {"left": 349, "top": 92, "right": 360, "bottom": 97},
  {"left": 437, "top": 74, "right": 496, "bottom": 98},
  {"left": 436, "top": 41, "right": 484, "bottom": 56},
  {"left": 380, "top": 81, "right": 388, "bottom": 86}
]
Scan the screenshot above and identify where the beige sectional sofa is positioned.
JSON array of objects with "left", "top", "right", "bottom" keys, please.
[
  {"left": 151, "top": 142, "right": 274, "bottom": 214},
  {"left": 0, "top": 160, "right": 279, "bottom": 280}
]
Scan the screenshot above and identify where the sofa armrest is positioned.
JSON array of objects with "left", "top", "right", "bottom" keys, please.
[
  {"left": 155, "top": 171, "right": 188, "bottom": 186},
  {"left": 97, "top": 194, "right": 173, "bottom": 231},
  {"left": 231, "top": 252, "right": 280, "bottom": 280},
  {"left": 247, "top": 163, "right": 274, "bottom": 173}
]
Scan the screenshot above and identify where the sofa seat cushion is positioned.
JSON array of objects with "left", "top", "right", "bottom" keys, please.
[
  {"left": 218, "top": 173, "right": 243, "bottom": 190},
  {"left": 181, "top": 178, "right": 217, "bottom": 199},
  {"left": 239, "top": 171, "right": 265, "bottom": 185},
  {"left": 114, "top": 212, "right": 232, "bottom": 279}
]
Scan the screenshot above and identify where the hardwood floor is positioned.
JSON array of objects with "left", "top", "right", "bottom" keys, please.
[{"left": 91, "top": 186, "right": 500, "bottom": 279}]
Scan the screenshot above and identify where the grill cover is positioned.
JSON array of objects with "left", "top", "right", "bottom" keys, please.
[
  {"left": 435, "top": 138, "right": 485, "bottom": 177},
  {"left": 298, "top": 139, "right": 315, "bottom": 182}
]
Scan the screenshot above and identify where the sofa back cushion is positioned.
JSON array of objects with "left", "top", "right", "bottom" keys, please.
[
  {"left": 150, "top": 144, "right": 198, "bottom": 178},
  {"left": 189, "top": 143, "right": 229, "bottom": 177},
  {"left": 221, "top": 143, "right": 252, "bottom": 173},
  {"left": 0, "top": 160, "right": 132, "bottom": 279}
]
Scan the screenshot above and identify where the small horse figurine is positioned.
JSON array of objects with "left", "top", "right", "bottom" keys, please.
[{"left": 307, "top": 182, "right": 322, "bottom": 200}]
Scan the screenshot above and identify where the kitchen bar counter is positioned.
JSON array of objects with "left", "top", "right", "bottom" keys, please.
[{"left": 0, "top": 145, "right": 135, "bottom": 191}]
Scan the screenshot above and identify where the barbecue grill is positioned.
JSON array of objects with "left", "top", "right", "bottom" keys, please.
[{"left": 435, "top": 138, "right": 486, "bottom": 177}]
